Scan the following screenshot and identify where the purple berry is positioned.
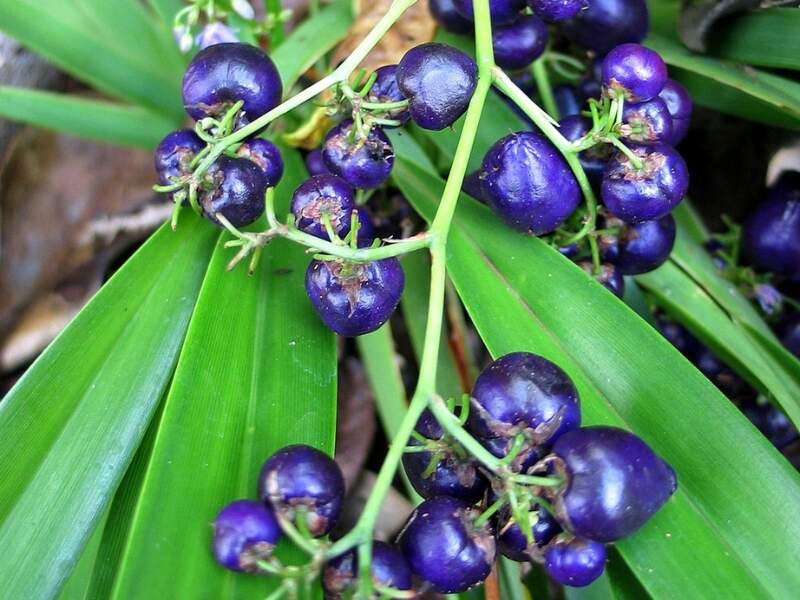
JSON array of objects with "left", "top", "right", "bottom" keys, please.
[
  {"left": 200, "top": 156, "right": 267, "bottom": 227},
  {"left": 366, "top": 65, "right": 410, "bottom": 125},
  {"left": 258, "top": 444, "right": 345, "bottom": 538},
  {"left": 778, "top": 313, "right": 800, "bottom": 359},
  {"left": 305, "top": 258, "right": 404, "bottom": 337},
  {"left": 498, "top": 506, "right": 561, "bottom": 562},
  {"left": 600, "top": 214, "right": 676, "bottom": 275},
  {"left": 305, "top": 149, "right": 331, "bottom": 176},
  {"left": 562, "top": 0, "right": 649, "bottom": 54},
  {"left": 544, "top": 535, "right": 606, "bottom": 587},
  {"left": 291, "top": 174, "right": 356, "bottom": 240},
  {"left": 528, "top": 0, "right": 587, "bottom": 22},
  {"left": 602, "top": 43, "right": 667, "bottom": 102},
  {"left": 601, "top": 142, "right": 689, "bottom": 223},
  {"left": 549, "top": 426, "right": 677, "bottom": 542},
  {"left": 353, "top": 207, "right": 377, "bottom": 248},
  {"left": 469, "top": 352, "right": 581, "bottom": 462},
  {"left": 182, "top": 43, "right": 282, "bottom": 125},
  {"left": 454, "top": 0, "right": 526, "bottom": 24},
  {"left": 430, "top": 0, "right": 473, "bottom": 33},
  {"left": 397, "top": 43, "right": 478, "bottom": 130},
  {"left": 322, "top": 121, "right": 394, "bottom": 189},
  {"left": 323, "top": 541, "right": 413, "bottom": 598},
  {"left": 620, "top": 97, "right": 674, "bottom": 143},
  {"left": 656, "top": 313, "right": 701, "bottom": 359},
  {"left": 212, "top": 500, "right": 281, "bottom": 572},
  {"left": 462, "top": 170, "right": 488, "bottom": 203},
  {"left": 492, "top": 16, "right": 549, "bottom": 71},
  {"left": 558, "top": 115, "right": 611, "bottom": 186},
  {"left": 479, "top": 132, "right": 581, "bottom": 235},
  {"left": 658, "top": 79, "right": 693, "bottom": 145},
  {"left": 398, "top": 496, "right": 495, "bottom": 593},
  {"left": 577, "top": 261, "right": 625, "bottom": 298},
  {"left": 236, "top": 138, "right": 284, "bottom": 187},
  {"left": 741, "top": 196, "right": 800, "bottom": 279},
  {"left": 154, "top": 129, "right": 204, "bottom": 193},
  {"left": 554, "top": 84, "right": 582, "bottom": 117}
]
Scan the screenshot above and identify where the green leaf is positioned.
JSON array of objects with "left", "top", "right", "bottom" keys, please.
[
  {"left": 0, "top": 87, "right": 176, "bottom": 148},
  {"left": 0, "top": 217, "right": 218, "bottom": 600},
  {"left": 146, "top": 0, "right": 184, "bottom": 26},
  {"left": 706, "top": 8, "right": 800, "bottom": 70},
  {"left": 392, "top": 136, "right": 800, "bottom": 597},
  {"left": 106, "top": 148, "right": 337, "bottom": 598}
]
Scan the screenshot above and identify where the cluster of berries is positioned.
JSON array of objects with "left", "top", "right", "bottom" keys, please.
[{"left": 213, "top": 352, "right": 676, "bottom": 593}]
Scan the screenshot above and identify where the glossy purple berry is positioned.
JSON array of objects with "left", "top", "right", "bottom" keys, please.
[
  {"left": 549, "top": 426, "right": 677, "bottom": 542},
  {"left": 479, "top": 132, "right": 581, "bottom": 235},
  {"left": 182, "top": 43, "right": 282, "bottom": 125},
  {"left": 554, "top": 85, "right": 582, "bottom": 117},
  {"left": 321, "top": 121, "right": 394, "bottom": 189},
  {"left": 398, "top": 496, "right": 495, "bottom": 593},
  {"left": 562, "top": 0, "right": 649, "bottom": 54},
  {"left": 741, "top": 196, "right": 800, "bottom": 279},
  {"left": 469, "top": 352, "right": 581, "bottom": 464},
  {"left": 305, "top": 149, "right": 331, "bottom": 176},
  {"left": 430, "top": 0, "right": 473, "bottom": 33},
  {"left": 200, "top": 156, "right": 267, "bottom": 227},
  {"left": 601, "top": 142, "right": 689, "bottom": 223},
  {"left": 658, "top": 79, "right": 692, "bottom": 145},
  {"left": 602, "top": 43, "right": 667, "bottom": 102},
  {"left": 305, "top": 258, "right": 404, "bottom": 337},
  {"left": 291, "top": 174, "right": 356, "bottom": 240},
  {"left": 600, "top": 214, "right": 676, "bottom": 274},
  {"left": 353, "top": 207, "right": 377, "bottom": 248},
  {"left": 258, "top": 444, "right": 344, "bottom": 538},
  {"left": 236, "top": 138, "right": 284, "bottom": 187},
  {"left": 212, "top": 500, "right": 282, "bottom": 572},
  {"left": 577, "top": 261, "right": 625, "bottom": 298},
  {"left": 454, "top": 0, "right": 526, "bottom": 24},
  {"left": 528, "top": 0, "right": 587, "bottom": 22},
  {"left": 778, "top": 313, "right": 800, "bottom": 359},
  {"left": 620, "top": 97, "right": 674, "bottom": 143},
  {"left": 323, "top": 541, "right": 413, "bottom": 598},
  {"left": 397, "top": 43, "right": 478, "bottom": 130},
  {"left": 154, "top": 129, "right": 204, "bottom": 187},
  {"left": 366, "top": 65, "right": 410, "bottom": 125},
  {"left": 498, "top": 506, "right": 561, "bottom": 562},
  {"left": 462, "top": 170, "right": 488, "bottom": 203},
  {"left": 492, "top": 16, "right": 548, "bottom": 71},
  {"left": 402, "top": 411, "right": 487, "bottom": 503},
  {"left": 544, "top": 535, "right": 606, "bottom": 587},
  {"left": 558, "top": 115, "right": 610, "bottom": 186}
]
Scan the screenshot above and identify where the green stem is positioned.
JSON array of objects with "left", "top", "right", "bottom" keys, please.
[
  {"left": 265, "top": 0, "right": 284, "bottom": 45},
  {"left": 532, "top": 58, "right": 559, "bottom": 120}
]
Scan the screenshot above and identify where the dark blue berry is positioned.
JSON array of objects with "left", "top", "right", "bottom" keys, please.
[
  {"left": 200, "top": 156, "right": 267, "bottom": 227},
  {"left": 366, "top": 65, "right": 410, "bottom": 125},
  {"left": 291, "top": 174, "right": 356, "bottom": 240},
  {"left": 550, "top": 426, "right": 677, "bottom": 542},
  {"left": 742, "top": 400, "right": 798, "bottom": 450},
  {"left": 399, "top": 496, "right": 495, "bottom": 593},
  {"left": 353, "top": 207, "right": 377, "bottom": 248},
  {"left": 397, "top": 43, "right": 478, "bottom": 130},
  {"left": 658, "top": 79, "right": 692, "bottom": 145},
  {"left": 323, "top": 541, "right": 413, "bottom": 598},
  {"left": 430, "top": 0, "right": 473, "bottom": 33},
  {"left": 600, "top": 214, "right": 676, "bottom": 275},
  {"left": 577, "top": 261, "right": 625, "bottom": 298},
  {"left": 479, "top": 132, "right": 581, "bottom": 235},
  {"left": 554, "top": 84, "right": 582, "bottom": 117},
  {"left": 322, "top": 121, "right": 394, "bottom": 189},
  {"left": 212, "top": 500, "right": 281, "bottom": 572},
  {"left": 601, "top": 142, "right": 689, "bottom": 223},
  {"left": 528, "top": 0, "right": 587, "bottom": 22},
  {"left": 454, "top": 0, "right": 526, "bottom": 24},
  {"left": 154, "top": 129, "right": 204, "bottom": 188},
  {"left": 258, "top": 444, "right": 345, "bottom": 538},
  {"left": 741, "top": 194, "right": 800, "bottom": 279},
  {"left": 544, "top": 535, "right": 606, "bottom": 587},
  {"left": 602, "top": 43, "right": 667, "bottom": 102},
  {"left": 620, "top": 97, "right": 674, "bottom": 143},
  {"left": 236, "top": 138, "right": 284, "bottom": 187},
  {"left": 305, "top": 258, "right": 405, "bottom": 337},
  {"left": 656, "top": 313, "right": 702, "bottom": 359},
  {"left": 305, "top": 149, "right": 331, "bottom": 176},
  {"left": 498, "top": 506, "right": 561, "bottom": 562},
  {"left": 182, "top": 43, "right": 282, "bottom": 125},
  {"left": 492, "top": 15, "right": 548, "bottom": 71},
  {"left": 462, "top": 170, "right": 488, "bottom": 203},
  {"left": 562, "top": 0, "right": 649, "bottom": 54},
  {"left": 558, "top": 115, "right": 611, "bottom": 186}
]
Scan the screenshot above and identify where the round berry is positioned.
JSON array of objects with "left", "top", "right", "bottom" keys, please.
[
  {"left": 305, "top": 258, "right": 405, "bottom": 337},
  {"left": 236, "top": 138, "right": 284, "bottom": 187},
  {"left": 397, "top": 43, "right": 478, "bottom": 131},
  {"left": 601, "top": 142, "right": 689, "bottom": 223},
  {"left": 600, "top": 214, "right": 676, "bottom": 275},
  {"left": 258, "top": 444, "right": 345, "bottom": 537},
  {"left": 200, "top": 156, "right": 267, "bottom": 227},
  {"left": 554, "top": 84, "right": 582, "bottom": 118},
  {"left": 549, "top": 426, "right": 677, "bottom": 542},
  {"left": 741, "top": 195, "right": 800, "bottom": 278},
  {"left": 462, "top": 170, "right": 488, "bottom": 204},
  {"left": 212, "top": 500, "right": 281, "bottom": 572},
  {"left": 402, "top": 411, "right": 488, "bottom": 503},
  {"left": 558, "top": 115, "right": 611, "bottom": 186},
  {"left": 602, "top": 43, "right": 667, "bottom": 102},
  {"left": 323, "top": 541, "right": 413, "bottom": 598},
  {"left": 492, "top": 15, "right": 548, "bottom": 71},
  {"left": 182, "top": 43, "right": 282, "bottom": 124},
  {"left": 498, "top": 506, "right": 561, "bottom": 562},
  {"left": 527, "top": 0, "right": 587, "bottom": 22},
  {"left": 658, "top": 79, "right": 692, "bottom": 145},
  {"left": 398, "top": 496, "right": 495, "bottom": 593},
  {"left": 562, "top": 0, "right": 649, "bottom": 54},
  {"left": 479, "top": 132, "right": 581, "bottom": 235},
  {"left": 305, "top": 149, "right": 331, "bottom": 176},
  {"left": 778, "top": 313, "right": 800, "bottom": 359},
  {"left": 454, "top": 0, "right": 526, "bottom": 24},
  {"left": 577, "top": 261, "right": 625, "bottom": 298},
  {"left": 430, "top": 0, "right": 473, "bottom": 33},
  {"left": 469, "top": 352, "right": 581, "bottom": 458},
  {"left": 544, "top": 535, "right": 606, "bottom": 587},
  {"left": 366, "top": 65, "right": 410, "bottom": 125},
  {"left": 322, "top": 121, "right": 394, "bottom": 189},
  {"left": 656, "top": 313, "right": 701, "bottom": 359},
  {"left": 291, "top": 174, "right": 356, "bottom": 240},
  {"left": 353, "top": 207, "right": 377, "bottom": 248},
  {"left": 154, "top": 129, "right": 204, "bottom": 188},
  {"left": 620, "top": 97, "right": 674, "bottom": 143}
]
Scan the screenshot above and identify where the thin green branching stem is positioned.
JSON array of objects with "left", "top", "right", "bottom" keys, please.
[{"left": 532, "top": 58, "right": 558, "bottom": 120}]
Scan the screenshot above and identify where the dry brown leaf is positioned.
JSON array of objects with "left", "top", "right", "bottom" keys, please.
[
  {"left": 331, "top": 0, "right": 436, "bottom": 73},
  {"left": 335, "top": 357, "right": 377, "bottom": 488},
  {"left": 282, "top": 105, "right": 334, "bottom": 150}
]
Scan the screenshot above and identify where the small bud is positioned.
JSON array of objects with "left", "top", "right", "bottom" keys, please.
[
  {"left": 754, "top": 283, "right": 783, "bottom": 315},
  {"left": 195, "top": 22, "right": 239, "bottom": 49},
  {"left": 231, "top": 0, "right": 255, "bottom": 20},
  {"left": 173, "top": 25, "right": 194, "bottom": 53}
]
